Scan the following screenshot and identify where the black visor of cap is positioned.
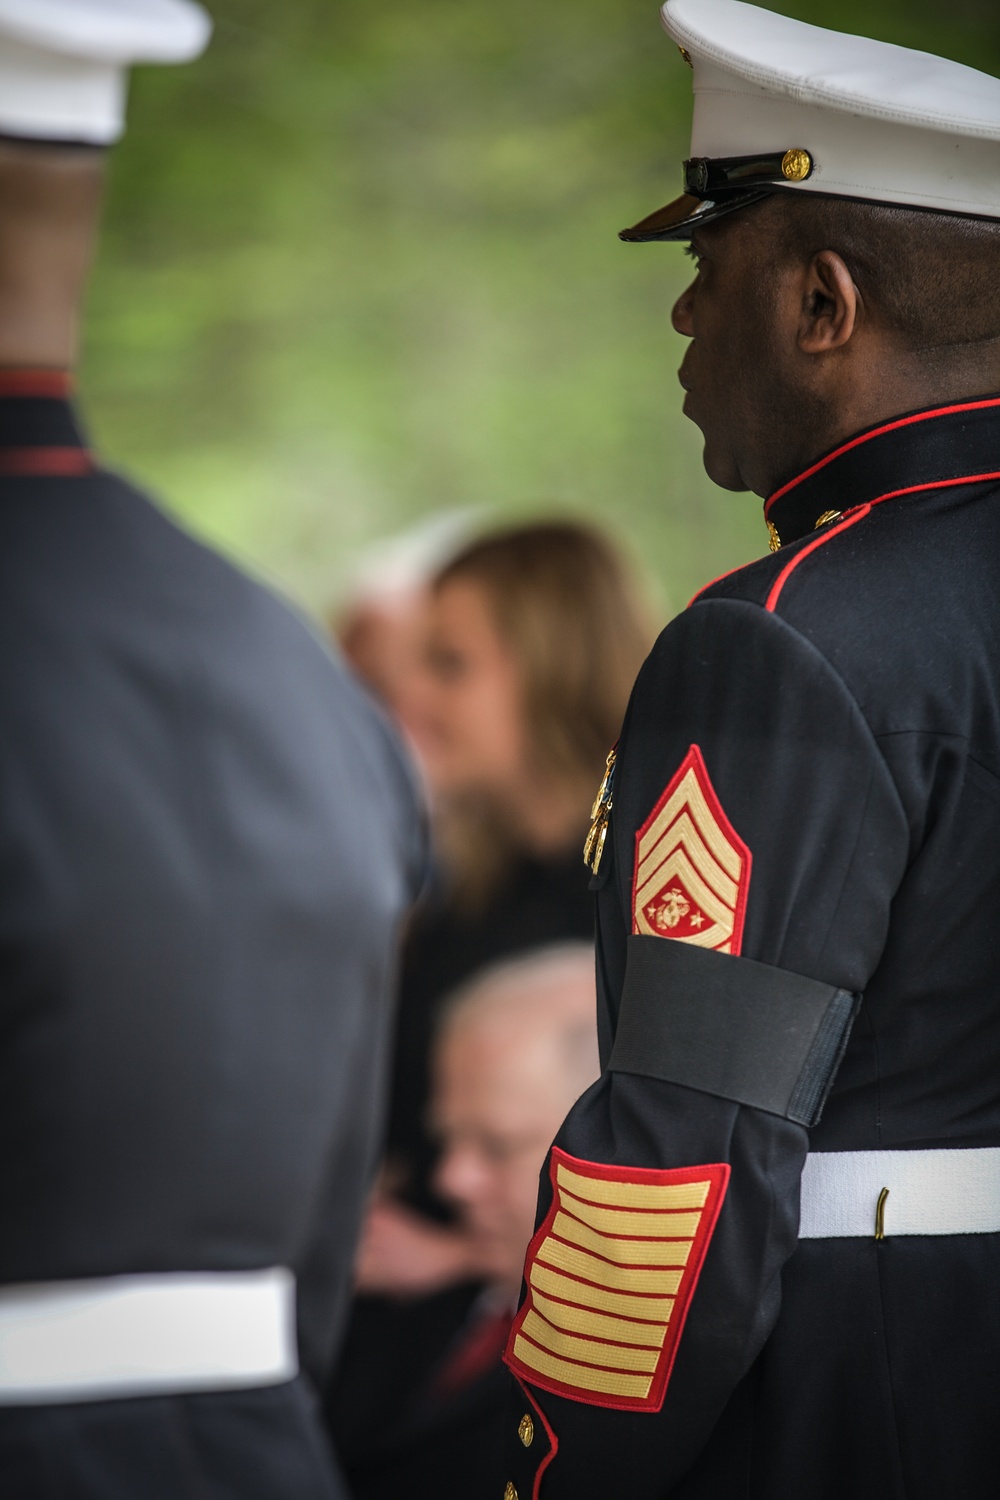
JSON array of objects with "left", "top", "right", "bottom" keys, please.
[{"left": 619, "top": 148, "right": 814, "bottom": 242}]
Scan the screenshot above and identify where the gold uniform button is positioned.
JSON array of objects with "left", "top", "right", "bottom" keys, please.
[
  {"left": 504, "top": 1484, "right": 519, "bottom": 1500},
  {"left": 781, "top": 147, "right": 812, "bottom": 182},
  {"left": 518, "top": 1413, "right": 534, "bottom": 1447}
]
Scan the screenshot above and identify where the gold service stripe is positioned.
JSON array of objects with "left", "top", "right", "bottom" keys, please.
[
  {"left": 538, "top": 1237, "right": 684, "bottom": 1295},
  {"left": 531, "top": 1290, "right": 667, "bottom": 1349},
  {"left": 513, "top": 1334, "right": 653, "bottom": 1400},
  {"left": 553, "top": 1212, "right": 693, "bottom": 1266},
  {"left": 559, "top": 1190, "right": 702, "bottom": 1239},
  {"left": 529, "top": 1262, "right": 676, "bottom": 1322},
  {"left": 557, "top": 1163, "right": 710, "bottom": 1211},
  {"left": 521, "top": 1309, "right": 660, "bottom": 1374}
]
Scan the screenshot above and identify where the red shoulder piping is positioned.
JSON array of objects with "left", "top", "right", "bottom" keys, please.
[
  {"left": 764, "top": 506, "right": 870, "bottom": 612},
  {"left": 687, "top": 562, "right": 749, "bottom": 608}
]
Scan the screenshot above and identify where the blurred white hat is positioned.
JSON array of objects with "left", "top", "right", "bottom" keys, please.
[
  {"left": 0, "top": 0, "right": 211, "bottom": 147},
  {"left": 621, "top": 0, "right": 1000, "bottom": 242}
]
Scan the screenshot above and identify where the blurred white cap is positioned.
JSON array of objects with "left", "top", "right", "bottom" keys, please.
[{"left": 0, "top": 0, "right": 212, "bottom": 146}]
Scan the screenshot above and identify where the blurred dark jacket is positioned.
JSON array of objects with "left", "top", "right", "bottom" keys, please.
[{"left": 327, "top": 1282, "right": 510, "bottom": 1500}]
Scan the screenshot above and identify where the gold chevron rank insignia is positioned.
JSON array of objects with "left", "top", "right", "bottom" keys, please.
[
  {"left": 504, "top": 1148, "right": 729, "bottom": 1413},
  {"left": 632, "top": 743, "right": 751, "bottom": 955}
]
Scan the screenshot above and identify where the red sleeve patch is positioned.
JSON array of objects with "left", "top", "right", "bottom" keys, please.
[
  {"left": 504, "top": 1148, "right": 730, "bottom": 1414},
  {"left": 632, "top": 743, "right": 751, "bottom": 955}
]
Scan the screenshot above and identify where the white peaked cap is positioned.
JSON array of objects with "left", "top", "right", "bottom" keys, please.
[
  {"left": 621, "top": 0, "right": 1000, "bottom": 241},
  {"left": 0, "top": 0, "right": 212, "bottom": 146}
]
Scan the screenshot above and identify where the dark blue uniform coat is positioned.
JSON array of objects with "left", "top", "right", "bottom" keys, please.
[
  {"left": 0, "top": 380, "right": 425, "bottom": 1498},
  {"left": 504, "top": 396, "right": 1000, "bottom": 1500}
]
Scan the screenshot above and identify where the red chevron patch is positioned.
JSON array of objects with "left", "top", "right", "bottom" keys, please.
[{"left": 632, "top": 744, "right": 751, "bottom": 955}]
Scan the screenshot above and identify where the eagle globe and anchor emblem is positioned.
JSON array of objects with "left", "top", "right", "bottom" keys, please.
[
  {"left": 632, "top": 745, "right": 752, "bottom": 954},
  {"left": 645, "top": 882, "right": 708, "bottom": 938}
]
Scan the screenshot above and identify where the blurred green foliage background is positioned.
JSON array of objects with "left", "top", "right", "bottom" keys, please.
[{"left": 81, "top": 0, "right": 999, "bottom": 621}]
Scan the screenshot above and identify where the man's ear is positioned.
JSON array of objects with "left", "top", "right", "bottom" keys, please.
[{"left": 798, "top": 249, "right": 858, "bottom": 354}]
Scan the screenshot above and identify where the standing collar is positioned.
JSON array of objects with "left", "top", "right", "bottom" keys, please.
[
  {"left": 0, "top": 370, "right": 94, "bottom": 476},
  {"left": 763, "top": 396, "right": 1000, "bottom": 551}
]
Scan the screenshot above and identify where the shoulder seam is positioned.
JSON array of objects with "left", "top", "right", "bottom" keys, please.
[{"left": 874, "top": 731, "right": 1000, "bottom": 789}]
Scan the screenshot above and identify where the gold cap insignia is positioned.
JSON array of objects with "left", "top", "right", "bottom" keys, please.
[
  {"left": 780, "top": 148, "right": 812, "bottom": 182},
  {"left": 504, "top": 1148, "right": 730, "bottom": 1412}
]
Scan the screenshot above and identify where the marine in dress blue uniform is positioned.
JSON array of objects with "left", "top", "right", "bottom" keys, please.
[
  {"left": 501, "top": 4, "right": 1000, "bottom": 1496},
  {"left": 0, "top": 5, "right": 424, "bottom": 1496}
]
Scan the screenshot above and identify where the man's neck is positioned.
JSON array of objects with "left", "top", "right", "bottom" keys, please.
[
  {"left": 766, "top": 363, "right": 1000, "bottom": 497},
  {"left": 0, "top": 143, "right": 104, "bottom": 372}
]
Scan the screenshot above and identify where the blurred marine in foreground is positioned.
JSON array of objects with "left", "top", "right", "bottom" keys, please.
[
  {"left": 503, "top": 2, "right": 1000, "bottom": 1497},
  {"left": 0, "top": 3, "right": 423, "bottom": 1497}
]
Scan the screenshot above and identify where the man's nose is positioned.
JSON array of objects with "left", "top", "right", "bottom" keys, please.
[
  {"left": 672, "top": 279, "right": 696, "bottom": 336},
  {"left": 434, "top": 1144, "right": 485, "bottom": 1207}
]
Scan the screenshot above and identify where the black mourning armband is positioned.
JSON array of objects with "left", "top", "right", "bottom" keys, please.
[{"left": 608, "top": 936, "right": 858, "bottom": 1128}]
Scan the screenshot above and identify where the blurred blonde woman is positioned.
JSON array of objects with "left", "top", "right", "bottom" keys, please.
[{"left": 359, "top": 519, "right": 654, "bottom": 1293}]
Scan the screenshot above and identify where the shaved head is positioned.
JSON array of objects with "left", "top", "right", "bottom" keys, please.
[{"left": 760, "top": 193, "right": 1000, "bottom": 353}]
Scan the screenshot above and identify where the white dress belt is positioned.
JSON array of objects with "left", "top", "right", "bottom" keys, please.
[
  {"left": 799, "top": 1148, "right": 1000, "bottom": 1239},
  {"left": 0, "top": 1266, "right": 298, "bottom": 1404}
]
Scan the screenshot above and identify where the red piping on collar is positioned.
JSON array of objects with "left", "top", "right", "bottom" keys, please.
[
  {"left": 764, "top": 396, "right": 1000, "bottom": 518},
  {"left": 765, "top": 466, "right": 1000, "bottom": 612},
  {"left": 0, "top": 369, "right": 74, "bottom": 399},
  {"left": 0, "top": 447, "right": 93, "bottom": 476}
]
